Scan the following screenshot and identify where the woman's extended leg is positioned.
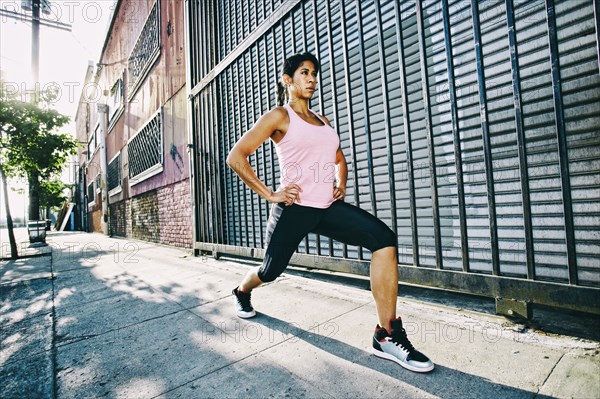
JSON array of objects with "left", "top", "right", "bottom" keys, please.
[
  {"left": 370, "top": 245, "right": 399, "bottom": 333},
  {"left": 311, "top": 200, "right": 399, "bottom": 331},
  {"left": 312, "top": 200, "right": 433, "bottom": 372}
]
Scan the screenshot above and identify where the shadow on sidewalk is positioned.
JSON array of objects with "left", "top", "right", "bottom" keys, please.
[
  {"left": 1, "top": 233, "right": 559, "bottom": 398},
  {"left": 249, "top": 313, "right": 554, "bottom": 399}
]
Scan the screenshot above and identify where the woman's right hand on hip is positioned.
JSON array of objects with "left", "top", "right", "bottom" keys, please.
[{"left": 269, "top": 184, "right": 303, "bottom": 206}]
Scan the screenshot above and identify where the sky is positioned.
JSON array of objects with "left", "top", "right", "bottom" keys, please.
[{"left": 1, "top": 0, "right": 115, "bottom": 221}]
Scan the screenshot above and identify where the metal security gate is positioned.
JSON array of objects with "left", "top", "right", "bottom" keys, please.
[{"left": 185, "top": 0, "right": 600, "bottom": 315}]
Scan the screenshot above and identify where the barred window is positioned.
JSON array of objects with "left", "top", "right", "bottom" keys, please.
[
  {"left": 128, "top": 110, "right": 163, "bottom": 184},
  {"left": 127, "top": 0, "right": 160, "bottom": 100},
  {"left": 87, "top": 123, "right": 99, "bottom": 160},
  {"left": 87, "top": 181, "right": 95, "bottom": 206},
  {"left": 95, "top": 174, "right": 101, "bottom": 193},
  {"left": 107, "top": 152, "right": 122, "bottom": 195},
  {"left": 108, "top": 72, "right": 125, "bottom": 129}
]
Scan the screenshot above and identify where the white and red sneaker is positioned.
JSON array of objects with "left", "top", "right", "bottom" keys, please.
[{"left": 372, "top": 317, "right": 434, "bottom": 373}]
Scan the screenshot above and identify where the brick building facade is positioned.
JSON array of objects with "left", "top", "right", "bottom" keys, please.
[{"left": 75, "top": 0, "right": 191, "bottom": 248}]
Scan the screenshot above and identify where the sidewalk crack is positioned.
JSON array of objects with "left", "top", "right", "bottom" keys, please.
[{"left": 534, "top": 352, "right": 565, "bottom": 398}]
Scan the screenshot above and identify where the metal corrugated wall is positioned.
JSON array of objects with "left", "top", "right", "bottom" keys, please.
[{"left": 185, "top": 0, "right": 600, "bottom": 312}]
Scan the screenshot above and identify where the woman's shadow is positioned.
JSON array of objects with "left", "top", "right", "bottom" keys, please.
[{"left": 248, "top": 312, "right": 554, "bottom": 399}]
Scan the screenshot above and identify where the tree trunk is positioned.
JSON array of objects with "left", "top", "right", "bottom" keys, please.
[
  {"left": 0, "top": 166, "right": 19, "bottom": 259},
  {"left": 28, "top": 172, "right": 40, "bottom": 221}
]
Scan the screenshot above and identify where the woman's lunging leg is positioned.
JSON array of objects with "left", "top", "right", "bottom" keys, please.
[
  {"left": 312, "top": 201, "right": 400, "bottom": 332},
  {"left": 239, "top": 268, "right": 264, "bottom": 292},
  {"left": 370, "top": 245, "right": 399, "bottom": 333}
]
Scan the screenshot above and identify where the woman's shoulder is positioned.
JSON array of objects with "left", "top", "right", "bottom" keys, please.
[{"left": 262, "top": 106, "right": 289, "bottom": 122}]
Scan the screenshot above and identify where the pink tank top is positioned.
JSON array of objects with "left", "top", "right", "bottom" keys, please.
[{"left": 274, "top": 104, "right": 340, "bottom": 208}]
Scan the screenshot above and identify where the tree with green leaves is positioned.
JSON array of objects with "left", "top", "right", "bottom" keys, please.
[{"left": 0, "top": 81, "right": 78, "bottom": 258}]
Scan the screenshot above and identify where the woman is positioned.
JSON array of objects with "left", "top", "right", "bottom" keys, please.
[{"left": 226, "top": 52, "right": 433, "bottom": 373}]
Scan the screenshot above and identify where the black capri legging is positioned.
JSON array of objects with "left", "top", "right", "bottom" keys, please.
[{"left": 258, "top": 200, "right": 398, "bottom": 282}]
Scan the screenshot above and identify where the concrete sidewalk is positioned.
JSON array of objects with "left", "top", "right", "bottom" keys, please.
[{"left": 1, "top": 232, "right": 599, "bottom": 399}]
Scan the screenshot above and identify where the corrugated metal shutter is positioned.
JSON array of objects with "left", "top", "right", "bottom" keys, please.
[
  {"left": 555, "top": 0, "right": 600, "bottom": 286},
  {"left": 187, "top": 0, "right": 600, "bottom": 304}
]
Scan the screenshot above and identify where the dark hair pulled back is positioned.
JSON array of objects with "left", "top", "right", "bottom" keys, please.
[{"left": 276, "top": 52, "right": 320, "bottom": 106}]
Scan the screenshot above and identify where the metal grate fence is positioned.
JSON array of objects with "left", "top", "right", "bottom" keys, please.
[{"left": 185, "top": 0, "right": 600, "bottom": 313}]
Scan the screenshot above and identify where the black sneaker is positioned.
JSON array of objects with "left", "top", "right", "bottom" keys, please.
[
  {"left": 232, "top": 287, "right": 256, "bottom": 318},
  {"left": 372, "top": 317, "right": 434, "bottom": 373}
]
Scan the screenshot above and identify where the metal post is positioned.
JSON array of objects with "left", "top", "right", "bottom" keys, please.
[
  {"left": 416, "top": 0, "right": 443, "bottom": 269},
  {"left": 324, "top": 0, "right": 342, "bottom": 258},
  {"left": 339, "top": 0, "right": 362, "bottom": 259},
  {"left": 545, "top": 0, "right": 578, "bottom": 284},
  {"left": 355, "top": 0, "right": 378, "bottom": 218},
  {"left": 595, "top": 0, "right": 600, "bottom": 72},
  {"left": 96, "top": 104, "right": 109, "bottom": 236},
  {"left": 374, "top": 0, "right": 399, "bottom": 248},
  {"left": 184, "top": 0, "right": 202, "bottom": 252},
  {"left": 506, "top": 0, "right": 536, "bottom": 280},
  {"left": 393, "top": 0, "right": 419, "bottom": 267},
  {"left": 442, "top": 0, "right": 469, "bottom": 272},
  {"left": 471, "top": 0, "right": 501, "bottom": 275}
]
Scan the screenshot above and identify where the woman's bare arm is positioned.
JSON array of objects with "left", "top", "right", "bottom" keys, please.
[{"left": 226, "top": 108, "right": 302, "bottom": 205}]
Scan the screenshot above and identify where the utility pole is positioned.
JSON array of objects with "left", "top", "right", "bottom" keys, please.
[
  {"left": 32, "top": 0, "right": 40, "bottom": 90},
  {"left": 0, "top": 0, "right": 72, "bottom": 242}
]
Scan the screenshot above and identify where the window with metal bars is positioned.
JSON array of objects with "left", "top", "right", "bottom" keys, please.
[
  {"left": 87, "top": 124, "right": 98, "bottom": 161},
  {"left": 94, "top": 174, "right": 101, "bottom": 193},
  {"left": 108, "top": 73, "right": 125, "bottom": 130},
  {"left": 87, "top": 181, "right": 95, "bottom": 206},
  {"left": 127, "top": 0, "right": 160, "bottom": 100},
  {"left": 107, "top": 152, "right": 122, "bottom": 195},
  {"left": 128, "top": 110, "right": 163, "bottom": 184}
]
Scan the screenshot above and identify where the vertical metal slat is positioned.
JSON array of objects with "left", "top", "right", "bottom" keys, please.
[
  {"left": 595, "top": 0, "right": 600, "bottom": 71},
  {"left": 233, "top": 63, "right": 245, "bottom": 246},
  {"left": 226, "top": 70, "right": 237, "bottom": 245},
  {"left": 298, "top": 1, "right": 310, "bottom": 254},
  {"left": 270, "top": 31, "right": 277, "bottom": 192},
  {"left": 312, "top": 0, "right": 331, "bottom": 255},
  {"left": 218, "top": 74, "right": 231, "bottom": 245},
  {"left": 198, "top": 96, "right": 207, "bottom": 242},
  {"left": 211, "top": 80, "right": 225, "bottom": 244},
  {"left": 204, "top": 91, "right": 215, "bottom": 243},
  {"left": 355, "top": 0, "right": 378, "bottom": 219},
  {"left": 340, "top": 1, "right": 363, "bottom": 259},
  {"left": 240, "top": 53, "right": 256, "bottom": 248},
  {"left": 374, "top": 0, "right": 398, "bottom": 245},
  {"left": 208, "top": 0, "right": 215, "bottom": 71},
  {"left": 393, "top": 0, "right": 419, "bottom": 267},
  {"left": 416, "top": 0, "right": 443, "bottom": 269},
  {"left": 301, "top": 1, "right": 307, "bottom": 53},
  {"left": 249, "top": 47, "right": 264, "bottom": 249},
  {"left": 545, "top": 0, "right": 578, "bottom": 285},
  {"left": 340, "top": 0, "right": 362, "bottom": 259},
  {"left": 205, "top": 86, "right": 215, "bottom": 243},
  {"left": 506, "top": 0, "right": 535, "bottom": 280},
  {"left": 471, "top": 0, "right": 500, "bottom": 275},
  {"left": 442, "top": 0, "right": 469, "bottom": 272},
  {"left": 324, "top": 0, "right": 341, "bottom": 258}
]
